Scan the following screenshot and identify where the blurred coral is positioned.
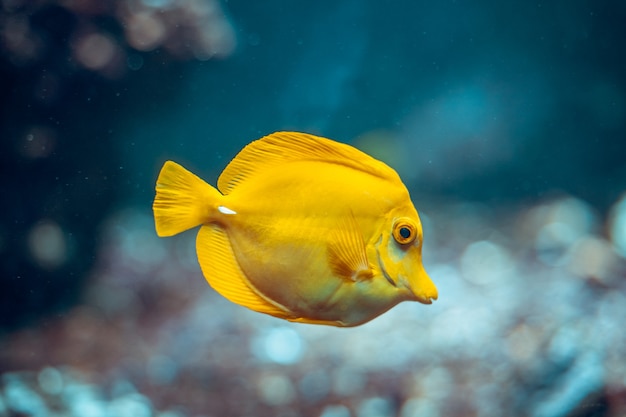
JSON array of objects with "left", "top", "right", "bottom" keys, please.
[
  {"left": 1, "top": 197, "right": 625, "bottom": 416},
  {"left": 1, "top": 0, "right": 236, "bottom": 77}
]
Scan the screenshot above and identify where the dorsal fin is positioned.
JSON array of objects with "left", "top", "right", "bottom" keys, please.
[{"left": 217, "top": 131, "right": 400, "bottom": 195}]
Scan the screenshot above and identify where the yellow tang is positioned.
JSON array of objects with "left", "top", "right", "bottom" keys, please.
[{"left": 153, "top": 132, "right": 437, "bottom": 327}]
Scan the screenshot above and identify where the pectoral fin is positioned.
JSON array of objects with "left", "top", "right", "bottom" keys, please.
[{"left": 327, "top": 214, "right": 373, "bottom": 282}]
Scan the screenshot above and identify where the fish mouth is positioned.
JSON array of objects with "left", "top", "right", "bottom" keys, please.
[{"left": 414, "top": 292, "right": 436, "bottom": 305}]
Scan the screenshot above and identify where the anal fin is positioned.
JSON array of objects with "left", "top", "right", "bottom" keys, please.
[{"left": 196, "top": 225, "right": 292, "bottom": 319}]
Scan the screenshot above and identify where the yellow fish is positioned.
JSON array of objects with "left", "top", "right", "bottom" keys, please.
[{"left": 153, "top": 132, "right": 437, "bottom": 327}]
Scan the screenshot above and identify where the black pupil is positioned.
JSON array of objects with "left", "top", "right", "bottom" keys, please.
[{"left": 399, "top": 227, "right": 411, "bottom": 239}]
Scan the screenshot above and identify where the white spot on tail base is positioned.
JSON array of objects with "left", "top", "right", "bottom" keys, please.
[{"left": 218, "top": 206, "right": 237, "bottom": 215}]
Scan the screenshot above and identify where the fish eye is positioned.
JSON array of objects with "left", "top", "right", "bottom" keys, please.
[{"left": 392, "top": 218, "right": 417, "bottom": 245}]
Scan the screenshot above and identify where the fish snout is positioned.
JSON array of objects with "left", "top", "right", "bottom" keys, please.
[{"left": 401, "top": 269, "right": 438, "bottom": 304}]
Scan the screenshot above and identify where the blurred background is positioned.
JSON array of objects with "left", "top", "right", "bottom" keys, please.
[{"left": 1, "top": 0, "right": 625, "bottom": 416}]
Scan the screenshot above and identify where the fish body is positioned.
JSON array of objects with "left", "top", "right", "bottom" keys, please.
[{"left": 153, "top": 132, "right": 437, "bottom": 327}]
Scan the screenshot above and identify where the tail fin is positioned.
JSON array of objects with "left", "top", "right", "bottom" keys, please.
[{"left": 153, "top": 161, "right": 222, "bottom": 237}]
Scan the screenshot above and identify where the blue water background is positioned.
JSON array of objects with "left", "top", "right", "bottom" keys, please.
[{"left": 1, "top": 1, "right": 626, "bottom": 416}]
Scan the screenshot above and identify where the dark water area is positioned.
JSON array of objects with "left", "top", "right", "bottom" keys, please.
[{"left": 1, "top": 1, "right": 626, "bottom": 416}]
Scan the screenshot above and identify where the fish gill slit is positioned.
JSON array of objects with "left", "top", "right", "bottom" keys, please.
[{"left": 376, "top": 249, "right": 396, "bottom": 287}]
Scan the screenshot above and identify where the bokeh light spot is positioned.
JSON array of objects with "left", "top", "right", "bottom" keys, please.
[
  {"left": 257, "top": 373, "right": 295, "bottom": 406},
  {"left": 401, "top": 398, "right": 439, "bottom": 417},
  {"left": 506, "top": 324, "right": 541, "bottom": 363},
  {"left": 28, "top": 220, "right": 67, "bottom": 269},
  {"left": 74, "top": 32, "right": 118, "bottom": 70},
  {"left": 252, "top": 326, "right": 304, "bottom": 365},
  {"left": 38, "top": 367, "right": 64, "bottom": 395},
  {"left": 298, "top": 369, "right": 330, "bottom": 402},
  {"left": 357, "top": 397, "right": 394, "bottom": 417},
  {"left": 461, "top": 240, "right": 513, "bottom": 285},
  {"left": 320, "top": 404, "right": 351, "bottom": 417},
  {"left": 124, "top": 12, "right": 166, "bottom": 52}
]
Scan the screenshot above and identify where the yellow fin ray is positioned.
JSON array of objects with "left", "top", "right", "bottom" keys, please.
[
  {"left": 327, "top": 214, "right": 373, "bottom": 282},
  {"left": 153, "top": 161, "right": 221, "bottom": 237},
  {"left": 217, "top": 131, "right": 400, "bottom": 194},
  {"left": 196, "top": 225, "right": 292, "bottom": 318}
]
